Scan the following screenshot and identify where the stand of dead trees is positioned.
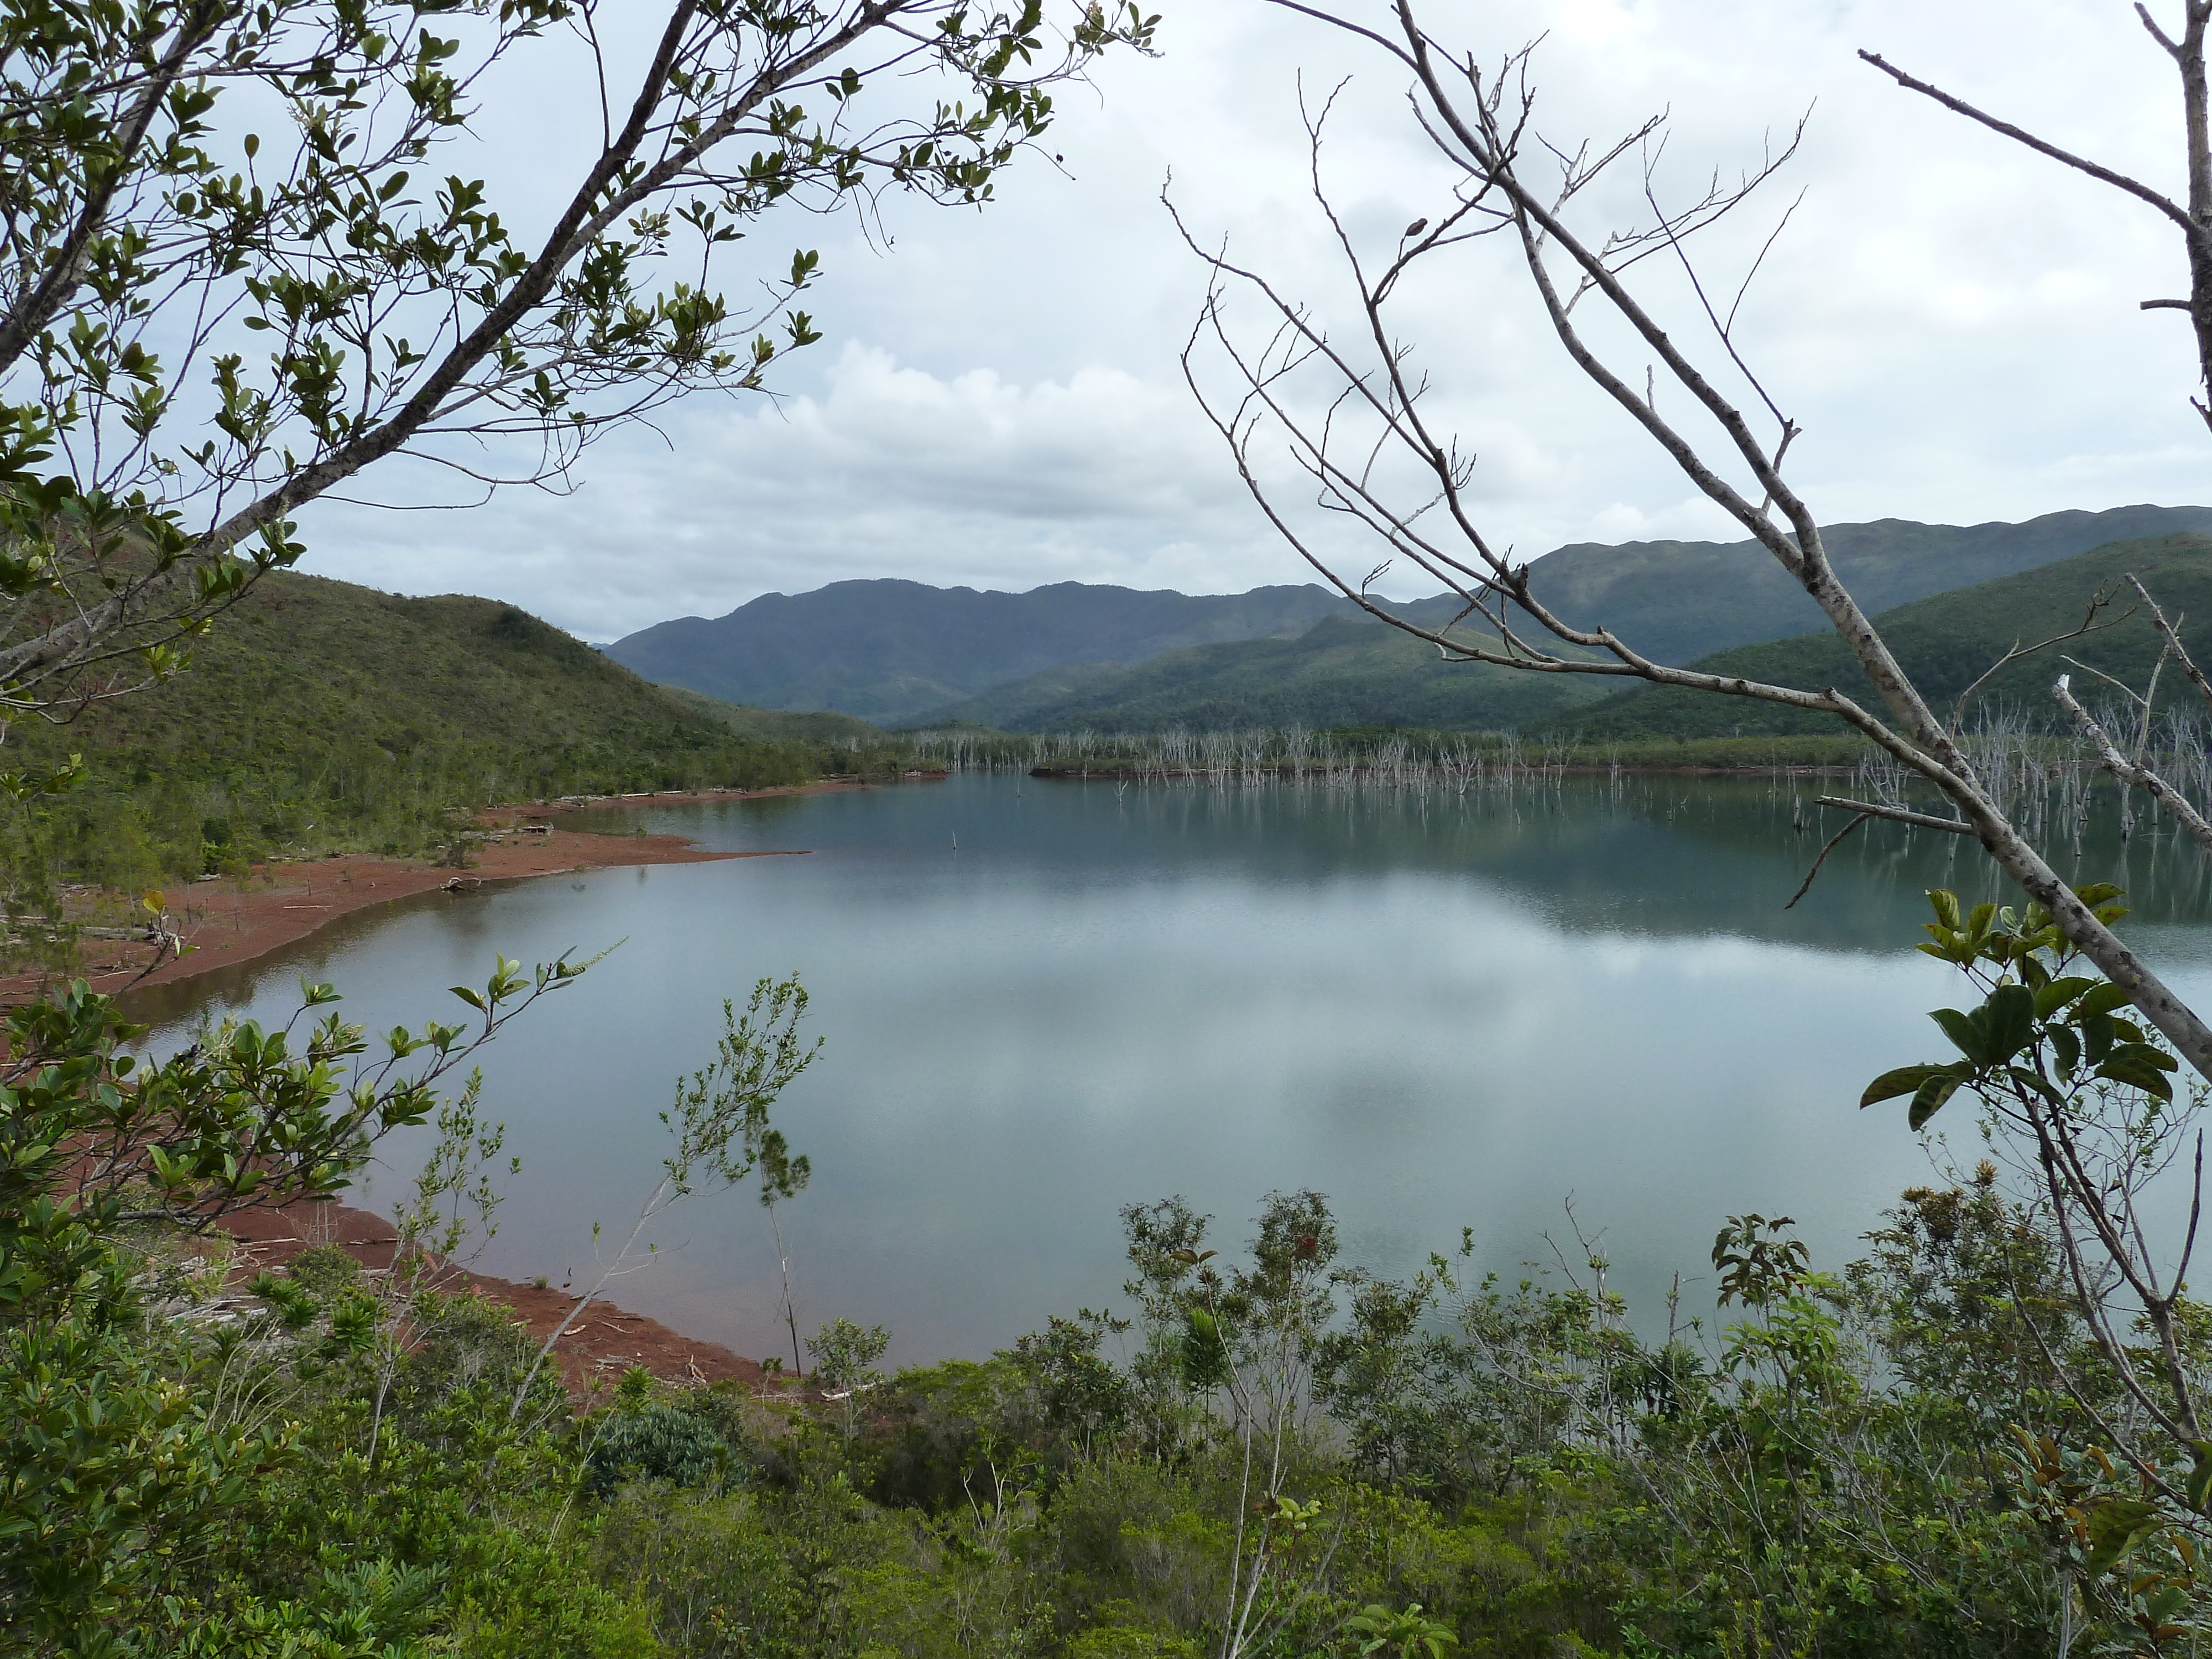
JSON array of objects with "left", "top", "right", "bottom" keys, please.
[{"left": 1183, "top": 0, "right": 2212, "bottom": 1076}]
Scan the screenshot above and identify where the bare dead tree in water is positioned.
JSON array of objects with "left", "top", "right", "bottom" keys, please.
[{"left": 1179, "top": 0, "right": 2212, "bottom": 1077}]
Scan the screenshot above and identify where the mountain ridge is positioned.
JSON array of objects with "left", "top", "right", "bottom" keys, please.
[
  {"left": 604, "top": 578, "right": 1348, "bottom": 723},
  {"left": 1536, "top": 531, "right": 2212, "bottom": 742},
  {"left": 608, "top": 505, "right": 2212, "bottom": 728}
]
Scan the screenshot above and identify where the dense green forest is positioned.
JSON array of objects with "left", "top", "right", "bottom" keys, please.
[
  {"left": 1544, "top": 533, "right": 2212, "bottom": 742},
  {"left": 0, "top": 571, "right": 907, "bottom": 894},
  {"left": 910, "top": 614, "right": 1615, "bottom": 735}
]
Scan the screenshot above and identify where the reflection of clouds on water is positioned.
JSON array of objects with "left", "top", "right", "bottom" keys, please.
[{"left": 121, "top": 775, "right": 2212, "bottom": 1366}]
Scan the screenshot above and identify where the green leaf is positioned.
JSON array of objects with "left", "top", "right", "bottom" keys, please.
[
  {"left": 1984, "top": 982, "right": 2036, "bottom": 1063},
  {"left": 1861, "top": 1063, "right": 1955, "bottom": 1108},
  {"left": 1930, "top": 1006, "right": 1987, "bottom": 1065},
  {"left": 2187, "top": 1441, "right": 2212, "bottom": 1514},
  {"left": 1910, "top": 1073, "right": 1964, "bottom": 1130},
  {"left": 2050, "top": 1025, "right": 2081, "bottom": 1075},
  {"left": 2073, "top": 983, "right": 2133, "bottom": 1021},
  {"left": 2083, "top": 1494, "right": 2162, "bottom": 1577},
  {"left": 2097, "top": 1046, "right": 2178, "bottom": 1102},
  {"left": 2084, "top": 1013, "right": 2116, "bottom": 1065},
  {"left": 2005, "top": 1066, "right": 2067, "bottom": 1107},
  {"left": 2034, "top": 977, "right": 2095, "bottom": 1019}
]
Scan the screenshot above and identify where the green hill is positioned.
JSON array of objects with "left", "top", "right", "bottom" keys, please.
[
  {"left": 1516, "top": 504, "right": 2212, "bottom": 665},
  {"left": 3, "top": 571, "right": 872, "bottom": 891},
  {"left": 906, "top": 611, "right": 1617, "bottom": 732},
  {"left": 892, "top": 508, "right": 2212, "bottom": 734},
  {"left": 1540, "top": 533, "right": 2212, "bottom": 740},
  {"left": 654, "top": 684, "right": 887, "bottom": 747}
]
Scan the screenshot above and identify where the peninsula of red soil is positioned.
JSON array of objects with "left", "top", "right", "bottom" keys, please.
[
  {"left": 15, "top": 776, "right": 933, "bottom": 1001},
  {"left": 219, "top": 1196, "right": 781, "bottom": 1405}
]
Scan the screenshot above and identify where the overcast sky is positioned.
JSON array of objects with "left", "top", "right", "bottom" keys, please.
[{"left": 295, "top": 0, "right": 2208, "bottom": 641}]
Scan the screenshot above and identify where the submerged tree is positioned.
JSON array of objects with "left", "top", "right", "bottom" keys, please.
[
  {"left": 0, "top": 0, "right": 1156, "bottom": 732},
  {"left": 1182, "top": 0, "right": 2212, "bottom": 1074}
]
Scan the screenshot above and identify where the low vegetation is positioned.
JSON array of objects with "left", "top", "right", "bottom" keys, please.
[
  {"left": 0, "top": 571, "right": 919, "bottom": 901},
  {"left": 9, "top": 881, "right": 2209, "bottom": 1656}
]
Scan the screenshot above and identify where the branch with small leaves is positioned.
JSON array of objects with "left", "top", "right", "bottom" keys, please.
[
  {"left": 509, "top": 973, "right": 820, "bottom": 1417},
  {"left": 0, "top": 946, "right": 594, "bottom": 1320}
]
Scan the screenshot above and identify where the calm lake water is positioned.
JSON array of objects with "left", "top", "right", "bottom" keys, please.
[{"left": 124, "top": 773, "right": 2212, "bottom": 1367}]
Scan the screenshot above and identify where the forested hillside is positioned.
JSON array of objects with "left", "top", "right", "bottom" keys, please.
[
  {"left": 1548, "top": 531, "right": 2212, "bottom": 740},
  {"left": 605, "top": 578, "right": 1349, "bottom": 722},
  {"left": 1, "top": 571, "right": 858, "bottom": 890},
  {"left": 914, "top": 611, "right": 1615, "bottom": 731},
  {"left": 1516, "top": 503, "right": 2212, "bottom": 664},
  {"left": 891, "top": 507, "right": 2212, "bottom": 733}
]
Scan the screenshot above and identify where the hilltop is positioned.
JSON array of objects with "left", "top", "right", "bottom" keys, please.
[
  {"left": 4, "top": 570, "right": 877, "bottom": 891},
  {"left": 611, "top": 505, "right": 2212, "bottom": 733},
  {"left": 1543, "top": 531, "right": 2212, "bottom": 740}
]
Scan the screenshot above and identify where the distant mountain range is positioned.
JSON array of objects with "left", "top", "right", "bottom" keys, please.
[
  {"left": 602, "top": 579, "right": 1347, "bottom": 724},
  {"left": 1542, "top": 531, "right": 2212, "bottom": 740},
  {"left": 1509, "top": 504, "right": 2212, "bottom": 665},
  {"left": 604, "top": 505, "right": 2212, "bottom": 732}
]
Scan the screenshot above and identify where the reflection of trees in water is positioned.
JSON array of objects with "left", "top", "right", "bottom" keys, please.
[
  {"left": 520, "top": 767, "right": 2212, "bottom": 958},
  {"left": 1077, "top": 769, "right": 2212, "bottom": 952}
]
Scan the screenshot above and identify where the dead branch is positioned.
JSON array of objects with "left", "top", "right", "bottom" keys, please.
[{"left": 2054, "top": 672, "right": 2212, "bottom": 854}]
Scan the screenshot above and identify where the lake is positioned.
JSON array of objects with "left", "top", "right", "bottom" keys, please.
[{"left": 124, "top": 771, "right": 2212, "bottom": 1368}]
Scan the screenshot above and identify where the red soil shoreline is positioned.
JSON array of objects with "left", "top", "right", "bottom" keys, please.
[
  {"left": 37, "top": 772, "right": 947, "bottom": 1395},
  {"left": 12, "top": 773, "right": 943, "bottom": 1001},
  {"left": 218, "top": 1196, "right": 783, "bottom": 1404}
]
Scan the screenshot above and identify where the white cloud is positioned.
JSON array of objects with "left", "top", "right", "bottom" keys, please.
[
  {"left": 297, "top": 0, "right": 2212, "bottom": 639},
  {"left": 307, "top": 341, "right": 1293, "bottom": 637}
]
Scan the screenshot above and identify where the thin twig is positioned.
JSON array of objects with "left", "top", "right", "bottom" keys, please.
[{"left": 1783, "top": 811, "right": 1872, "bottom": 909}]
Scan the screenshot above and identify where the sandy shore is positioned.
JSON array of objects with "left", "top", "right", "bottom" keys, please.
[{"left": 59, "top": 778, "right": 921, "bottom": 1399}]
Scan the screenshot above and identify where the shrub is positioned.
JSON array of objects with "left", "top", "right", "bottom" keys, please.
[{"left": 585, "top": 1404, "right": 729, "bottom": 1497}]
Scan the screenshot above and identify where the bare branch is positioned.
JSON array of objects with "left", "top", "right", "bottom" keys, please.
[
  {"left": 1812, "top": 796, "right": 1973, "bottom": 835},
  {"left": 2128, "top": 571, "right": 2212, "bottom": 712},
  {"left": 1783, "top": 810, "right": 1871, "bottom": 910},
  {"left": 1858, "top": 49, "right": 2194, "bottom": 233},
  {"left": 2054, "top": 672, "right": 2212, "bottom": 855},
  {"left": 1948, "top": 585, "right": 2128, "bottom": 732}
]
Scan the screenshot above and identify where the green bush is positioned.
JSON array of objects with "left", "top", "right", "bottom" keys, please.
[{"left": 585, "top": 1404, "right": 730, "bottom": 1497}]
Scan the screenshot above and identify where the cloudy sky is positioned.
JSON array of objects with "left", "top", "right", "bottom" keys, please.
[{"left": 297, "top": 0, "right": 2207, "bottom": 641}]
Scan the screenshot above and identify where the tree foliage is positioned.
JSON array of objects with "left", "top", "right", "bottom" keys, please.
[{"left": 0, "top": 0, "right": 1156, "bottom": 731}]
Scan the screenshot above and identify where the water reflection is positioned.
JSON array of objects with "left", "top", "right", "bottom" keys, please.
[{"left": 124, "top": 774, "right": 2212, "bottom": 1366}]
